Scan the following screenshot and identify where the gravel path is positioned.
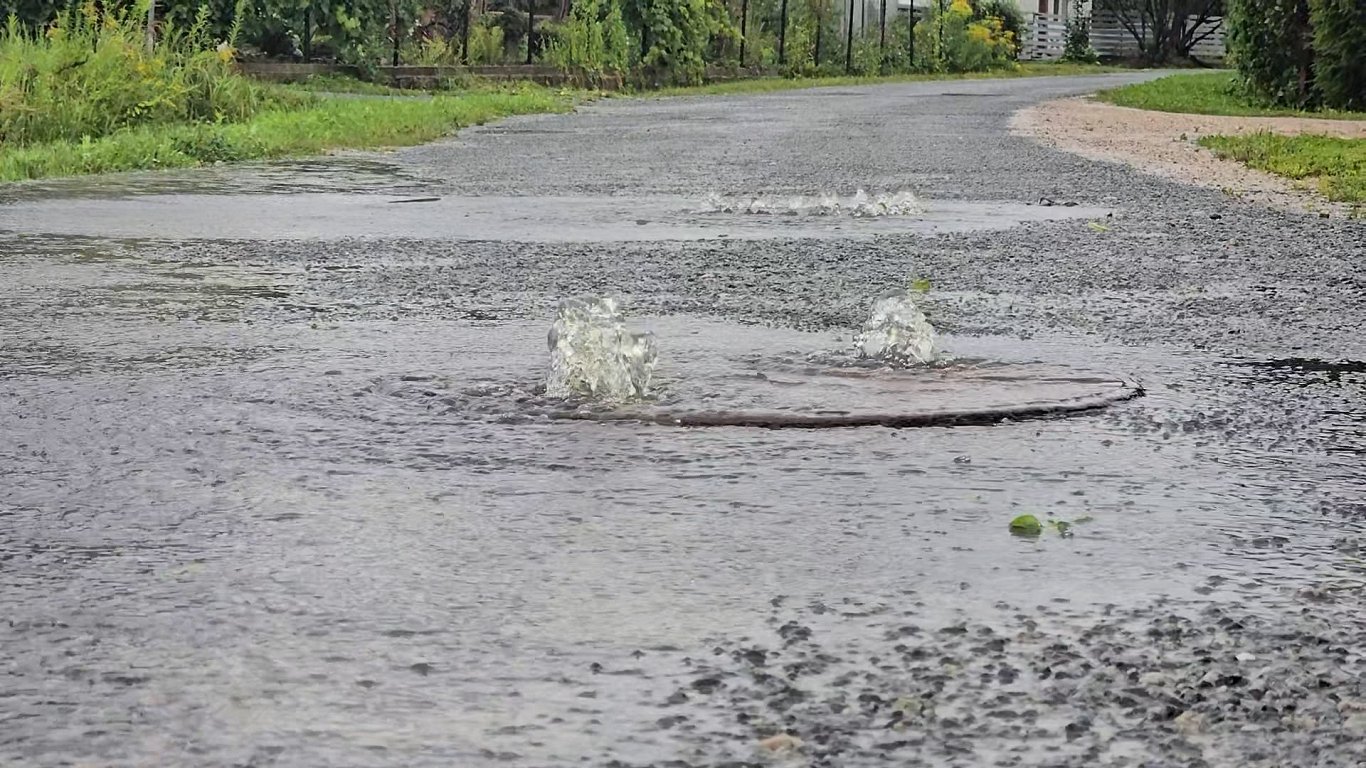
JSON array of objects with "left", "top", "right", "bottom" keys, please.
[
  {"left": 2, "top": 73, "right": 1364, "bottom": 768},
  {"left": 1012, "top": 96, "right": 1366, "bottom": 214}
]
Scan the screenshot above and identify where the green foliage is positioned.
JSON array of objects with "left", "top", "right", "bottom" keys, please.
[
  {"left": 1225, "top": 0, "right": 1317, "bottom": 108},
  {"left": 914, "top": 0, "right": 1015, "bottom": 73},
  {"left": 0, "top": 83, "right": 575, "bottom": 180},
  {"left": 467, "top": 18, "right": 506, "bottom": 63},
  {"left": 1061, "top": 0, "right": 1098, "bottom": 64},
  {"left": 633, "top": 0, "right": 738, "bottom": 85},
  {"left": 1200, "top": 132, "right": 1366, "bottom": 204},
  {"left": 1098, "top": 71, "right": 1366, "bottom": 118},
  {"left": 1308, "top": 0, "right": 1366, "bottom": 111},
  {"left": 404, "top": 35, "right": 459, "bottom": 65},
  {"left": 974, "top": 0, "right": 1023, "bottom": 56},
  {"left": 544, "top": 0, "right": 631, "bottom": 76},
  {"left": 0, "top": 1, "right": 281, "bottom": 147}
]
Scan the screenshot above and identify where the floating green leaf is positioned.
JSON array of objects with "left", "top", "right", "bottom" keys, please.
[
  {"left": 1009, "top": 514, "right": 1043, "bottom": 537},
  {"left": 1086, "top": 220, "right": 1110, "bottom": 233},
  {"left": 909, "top": 277, "right": 932, "bottom": 293}
]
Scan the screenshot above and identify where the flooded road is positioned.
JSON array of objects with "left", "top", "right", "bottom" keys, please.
[{"left": 2, "top": 75, "right": 1364, "bottom": 767}]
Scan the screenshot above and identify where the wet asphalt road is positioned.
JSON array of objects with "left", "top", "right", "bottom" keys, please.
[{"left": 2, "top": 74, "right": 1365, "bottom": 767}]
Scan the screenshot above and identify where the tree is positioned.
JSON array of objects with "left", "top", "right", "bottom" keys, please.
[{"left": 1093, "top": 0, "right": 1223, "bottom": 63}]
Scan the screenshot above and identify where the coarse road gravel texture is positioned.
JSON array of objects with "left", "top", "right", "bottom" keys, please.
[{"left": 1, "top": 73, "right": 1363, "bottom": 768}]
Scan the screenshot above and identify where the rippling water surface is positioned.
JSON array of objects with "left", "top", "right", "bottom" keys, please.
[{"left": 2, "top": 168, "right": 1364, "bottom": 767}]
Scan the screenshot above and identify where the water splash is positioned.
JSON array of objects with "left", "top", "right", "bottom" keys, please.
[
  {"left": 701, "top": 189, "right": 923, "bottom": 218},
  {"left": 853, "top": 288, "right": 937, "bottom": 365},
  {"left": 546, "top": 296, "right": 657, "bottom": 401}
]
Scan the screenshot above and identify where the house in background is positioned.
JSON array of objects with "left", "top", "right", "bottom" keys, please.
[{"left": 848, "top": 0, "right": 1224, "bottom": 61}]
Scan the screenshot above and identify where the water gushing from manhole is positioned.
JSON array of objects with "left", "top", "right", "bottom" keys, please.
[
  {"left": 701, "top": 190, "right": 923, "bottom": 218},
  {"left": 545, "top": 296, "right": 657, "bottom": 401},
  {"left": 853, "top": 288, "right": 937, "bottom": 366},
  {"left": 532, "top": 293, "right": 1140, "bottom": 427}
]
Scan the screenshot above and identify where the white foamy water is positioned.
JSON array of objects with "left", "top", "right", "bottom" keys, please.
[
  {"left": 546, "top": 296, "right": 657, "bottom": 401},
  {"left": 853, "top": 288, "right": 937, "bottom": 365},
  {"left": 701, "top": 189, "right": 923, "bottom": 218}
]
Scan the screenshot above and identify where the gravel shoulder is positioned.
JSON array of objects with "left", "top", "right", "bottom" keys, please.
[{"left": 1011, "top": 96, "right": 1366, "bottom": 213}]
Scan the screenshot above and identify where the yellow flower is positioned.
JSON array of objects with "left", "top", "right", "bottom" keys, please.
[
  {"left": 950, "top": 0, "right": 973, "bottom": 15},
  {"left": 216, "top": 42, "right": 236, "bottom": 64},
  {"left": 967, "top": 23, "right": 993, "bottom": 43}
]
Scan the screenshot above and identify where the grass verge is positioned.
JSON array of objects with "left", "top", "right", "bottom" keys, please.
[
  {"left": 1199, "top": 133, "right": 1365, "bottom": 205},
  {"left": 0, "top": 60, "right": 1127, "bottom": 182},
  {"left": 1097, "top": 72, "right": 1366, "bottom": 120},
  {"left": 0, "top": 85, "right": 577, "bottom": 182},
  {"left": 650, "top": 62, "right": 1130, "bottom": 98}
]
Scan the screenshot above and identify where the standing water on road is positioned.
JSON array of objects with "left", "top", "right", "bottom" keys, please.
[{"left": 2, "top": 73, "right": 1365, "bottom": 768}]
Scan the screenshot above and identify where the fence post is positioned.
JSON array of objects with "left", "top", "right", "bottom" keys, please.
[
  {"left": 879, "top": 0, "right": 887, "bottom": 68},
  {"left": 302, "top": 4, "right": 312, "bottom": 60},
  {"left": 461, "top": 0, "right": 471, "bottom": 64},
  {"left": 526, "top": 0, "right": 534, "bottom": 64},
  {"left": 391, "top": 1, "right": 400, "bottom": 66},
  {"left": 845, "top": 0, "right": 854, "bottom": 72},
  {"left": 815, "top": 12, "right": 822, "bottom": 65},
  {"left": 740, "top": 0, "right": 748, "bottom": 67},
  {"left": 907, "top": 7, "right": 914, "bottom": 68},
  {"left": 778, "top": 0, "right": 788, "bottom": 64}
]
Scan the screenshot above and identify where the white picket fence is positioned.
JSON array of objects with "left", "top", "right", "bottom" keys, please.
[{"left": 1022, "top": 11, "right": 1225, "bottom": 61}]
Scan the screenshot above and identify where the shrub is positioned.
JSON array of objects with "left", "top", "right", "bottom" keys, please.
[
  {"left": 0, "top": 1, "right": 281, "bottom": 147},
  {"left": 1225, "top": 0, "right": 1316, "bottom": 108},
  {"left": 915, "top": 0, "right": 1014, "bottom": 73},
  {"left": 544, "top": 0, "right": 632, "bottom": 76},
  {"left": 1061, "top": 0, "right": 1099, "bottom": 63},
  {"left": 467, "top": 18, "right": 506, "bottom": 63},
  {"left": 975, "top": 0, "right": 1024, "bottom": 57},
  {"left": 1308, "top": 0, "right": 1365, "bottom": 111}
]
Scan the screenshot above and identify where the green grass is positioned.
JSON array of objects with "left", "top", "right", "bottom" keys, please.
[
  {"left": 649, "top": 61, "right": 1130, "bottom": 98},
  {"left": 0, "top": 86, "right": 577, "bottom": 181},
  {"left": 1097, "top": 71, "right": 1366, "bottom": 120},
  {"left": 1200, "top": 133, "right": 1366, "bottom": 205}
]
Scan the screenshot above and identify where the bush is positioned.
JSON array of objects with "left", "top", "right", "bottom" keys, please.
[
  {"left": 0, "top": 1, "right": 280, "bottom": 147},
  {"left": 1225, "top": 0, "right": 1317, "bottom": 108},
  {"left": 975, "top": 0, "right": 1024, "bottom": 57},
  {"left": 635, "top": 0, "right": 737, "bottom": 85},
  {"left": 1061, "top": 0, "right": 1098, "bottom": 63},
  {"left": 1308, "top": 0, "right": 1366, "bottom": 111},
  {"left": 467, "top": 18, "right": 506, "bottom": 63},
  {"left": 544, "top": 0, "right": 631, "bottom": 76},
  {"left": 915, "top": 0, "right": 1014, "bottom": 73}
]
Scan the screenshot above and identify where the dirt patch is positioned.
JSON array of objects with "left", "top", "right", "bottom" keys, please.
[{"left": 1011, "top": 97, "right": 1366, "bottom": 214}]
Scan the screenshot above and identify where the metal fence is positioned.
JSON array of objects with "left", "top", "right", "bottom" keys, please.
[{"left": 1022, "top": 11, "right": 1226, "bottom": 61}]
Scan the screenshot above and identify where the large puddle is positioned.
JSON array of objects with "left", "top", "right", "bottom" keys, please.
[
  {"left": 0, "top": 191, "right": 1110, "bottom": 242},
  {"left": 2, "top": 166, "right": 1362, "bottom": 766}
]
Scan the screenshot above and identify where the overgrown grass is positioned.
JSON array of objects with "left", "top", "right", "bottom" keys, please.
[
  {"left": 1200, "top": 133, "right": 1365, "bottom": 204},
  {"left": 0, "top": 3, "right": 578, "bottom": 182},
  {"left": 0, "top": 10, "right": 1120, "bottom": 185},
  {"left": 0, "top": 2, "right": 287, "bottom": 145},
  {"left": 1097, "top": 71, "right": 1366, "bottom": 120},
  {"left": 648, "top": 61, "right": 1129, "bottom": 98},
  {"left": 0, "top": 86, "right": 577, "bottom": 181}
]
